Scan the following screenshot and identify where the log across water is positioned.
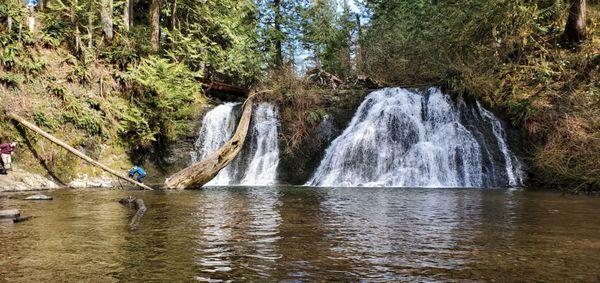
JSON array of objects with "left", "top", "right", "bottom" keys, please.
[
  {"left": 164, "top": 96, "right": 255, "bottom": 189},
  {"left": 7, "top": 113, "right": 153, "bottom": 190}
]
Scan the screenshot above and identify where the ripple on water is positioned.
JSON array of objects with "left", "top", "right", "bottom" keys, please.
[{"left": 0, "top": 187, "right": 599, "bottom": 282}]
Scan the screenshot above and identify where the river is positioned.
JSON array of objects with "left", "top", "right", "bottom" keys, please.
[{"left": 1, "top": 187, "right": 598, "bottom": 282}]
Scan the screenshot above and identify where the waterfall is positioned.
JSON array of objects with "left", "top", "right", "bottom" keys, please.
[
  {"left": 307, "top": 87, "right": 523, "bottom": 188},
  {"left": 191, "top": 103, "right": 280, "bottom": 186},
  {"left": 476, "top": 102, "right": 524, "bottom": 187},
  {"left": 239, "top": 104, "right": 280, "bottom": 185},
  {"left": 191, "top": 103, "right": 240, "bottom": 185}
]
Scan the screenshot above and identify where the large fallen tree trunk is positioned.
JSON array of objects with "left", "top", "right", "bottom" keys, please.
[
  {"left": 7, "top": 113, "right": 154, "bottom": 190},
  {"left": 164, "top": 96, "right": 255, "bottom": 189}
]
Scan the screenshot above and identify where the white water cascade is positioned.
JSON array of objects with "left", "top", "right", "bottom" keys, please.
[
  {"left": 307, "top": 87, "right": 523, "bottom": 188},
  {"left": 191, "top": 102, "right": 280, "bottom": 186}
]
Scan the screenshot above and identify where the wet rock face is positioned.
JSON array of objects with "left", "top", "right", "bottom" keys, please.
[
  {"left": 140, "top": 106, "right": 210, "bottom": 184},
  {"left": 0, "top": 169, "right": 60, "bottom": 192},
  {"left": 278, "top": 107, "right": 360, "bottom": 185}
]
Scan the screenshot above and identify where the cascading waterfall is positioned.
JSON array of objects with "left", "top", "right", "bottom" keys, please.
[
  {"left": 191, "top": 103, "right": 240, "bottom": 185},
  {"left": 191, "top": 102, "right": 280, "bottom": 186},
  {"left": 476, "top": 102, "right": 524, "bottom": 187},
  {"left": 307, "top": 87, "right": 523, "bottom": 188},
  {"left": 239, "top": 104, "right": 280, "bottom": 185}
]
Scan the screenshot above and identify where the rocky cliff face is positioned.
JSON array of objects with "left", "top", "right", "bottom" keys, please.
[{"left": 0, "top": 169, "right": 60, "bottom": 192}]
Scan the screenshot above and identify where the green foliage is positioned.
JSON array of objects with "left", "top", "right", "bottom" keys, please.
[
  {"left": 120, "top": 56, "right": 204, "bottom": 150},
  {"left": 166, "top": 0, "right": 263, "bottom": 85},
  {"left": 306, "top": 107, "right": 326, "bottom": 124},
  {"left": 300, "top": 0, "right": 354, "bottom": 77},
  {"left": 0, "top": 72, "right": 26, "bottom": 87}
]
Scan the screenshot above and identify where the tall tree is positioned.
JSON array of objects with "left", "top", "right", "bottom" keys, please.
[
  {"left": 100, "top": 0, "right": 113, "bottom": 42},
  {"left": 123, "top": 0, "right": 131, "bottom": 32},
  {"left": 170, "top": 0, "right": 177, "bottom": 31},
  {"left": 150, "top": 0, "right": 162, "bottom": 51},
  {"left": 71, "top": 0, "right": 82, "bottom": 52},
  {"left": 273, "top": 0, "right": 283, "bottom": 67},
  {"left": 562, "top": 0, "right": 587, "bottom": 44},
  {"left": 87, "top": 0, "right": 94, "bottom": 48}
]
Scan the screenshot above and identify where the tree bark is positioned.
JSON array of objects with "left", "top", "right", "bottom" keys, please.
[
  {"left": 170, "top": 0, "right": 177, "bottom": 31},
  {"left": 71, "top": 0, "right": 82, "bottom": 53},
  {"left": 87, "top": 0, "right": 94, "bottom": 49},
  {"left": 164, "top": 95, "right": 255, "bottom": 189},
  {"left": 27, "top": 6, "right": 35, "bottom": 32},
  {"left": 100, "top": 0, "right": 114, "bottom": 42},
  {"left": 7, "top": 16, "right": 13, "bottom": 32},
  {"left": 123, "top": 0, "right": 131, "bottom": 32},
  {"left": 150, "top": 0, "right": 163, "bottom": 51},
  {"left": 274, "top": 0, "right": 283, "bottom": 68},
  {"left": 7, "top": 113, "right": 154, "bottom": 190},
  {"left": 562, "top": 0, "right": 587, "bottom": 44}
]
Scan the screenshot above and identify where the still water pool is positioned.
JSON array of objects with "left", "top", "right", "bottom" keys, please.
[{"left": 0, "top": 187, "right": 599, "bottom": 282}]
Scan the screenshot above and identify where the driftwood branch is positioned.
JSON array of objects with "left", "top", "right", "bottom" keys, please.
[
  {"left": 119, "top": 196, "right": 147, "bottom": 229},
  {"left": 164, "top": 95, "right": 255, "bottom": 189},
  {"left": 7, "top": 112, "right": 153, "bottom": 190}
]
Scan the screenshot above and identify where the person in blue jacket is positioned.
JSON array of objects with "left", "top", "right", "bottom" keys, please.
[{"left": 128, "top": 165, "right": 147, "bottom": 183}]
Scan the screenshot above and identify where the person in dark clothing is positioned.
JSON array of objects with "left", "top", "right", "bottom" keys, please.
[
  {"left": 128, "top": 165, "right": 147, "bottom": 183},
  {"left": 0, "top": 142, "right": 17, "bottom": 174}
]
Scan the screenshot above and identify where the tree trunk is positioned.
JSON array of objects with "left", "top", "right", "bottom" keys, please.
[
  {"left": 100, "top": 0, "right": 114, "bottom": 42},
  {"left": 164, "top": 96, "right": 255, "bottom": 189},
  {"left": 274, "top": 0, "right": 283, "bottom": 68},
  {"left": 355, "top": 13, "right": 364, "bottom": 74},
  {"left": 123, "top": 0, "right": 131, "bottom": 32},
  {"left": 27, "top": 6, "right": 35, "bottom": 32},
  {"left": 562, "top": 0, "right": 587, "bottom": 44},
  {"left": 7, "top": 113, "right": 154, "bottom": 190},
  {"left": 87, "top": 0, "right": 94, "bottom": 49},
  {"left": 150, "top": 0, "right": 163, "bottom": 51},
  {"left": 71, "top": 0, "right": 82, "bottom": 53},
  {"left": 170, "top": 0, "right": 177, "bottom": 31}
]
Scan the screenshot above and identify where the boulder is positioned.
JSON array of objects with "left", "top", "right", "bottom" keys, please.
[
  {"left": 25, "top": 194, "right": 53, "bottom": 200},
  {"left": 0, "top": 209, "right": 20, "bottom": 219}
]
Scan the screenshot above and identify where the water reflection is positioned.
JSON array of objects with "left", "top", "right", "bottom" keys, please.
[{"left": 0, "top": 188, "right": 599, "bottom": 282}]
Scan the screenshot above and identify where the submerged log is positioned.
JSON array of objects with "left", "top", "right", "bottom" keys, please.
[
  {"left": 13, "top": 215, "right": 32, "bottom": 223},
  {"left": 119, "top": 196, "right": 147, "bottom": 229},
  {"left": 0, "top": 209, "right": 20, "bottom": 219},
  {"left": 164, "top": 95, "right": 255, "bottom": 189},
  {"left": 25, "top": 194, "right": 53, "bottom": 200},
  {"left": 7, "top": 113, "right": 153, "bottom": 190},
  {"left": 129, "top": 198, "right": 147, "bottom": 230}
]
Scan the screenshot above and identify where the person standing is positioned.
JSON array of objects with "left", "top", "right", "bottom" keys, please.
[{"left": 0, "top": 142, "right": 17, "bottom": 173}]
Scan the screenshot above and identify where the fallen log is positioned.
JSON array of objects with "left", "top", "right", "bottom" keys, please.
[
  {"left": 129, "top": 198, "right": 147, "bottom": 230},
  {"left": 25, "top": 194, "right": 53, "bottom": 200},
  {"left": 204, "top": 80, "right": 249, "bottom": 98},
  {"left": 164, "top": 95, "right": 255, "bottom": 189},
  {"left": 13, "top": 215, "right": 32, "bottom": 223},
  {"left": 0, "top": 209, "right": 20, "bottom": 219},
  {"left": 7, "top": 113, "right": 153, "bottom": 190},
  {"left": 119, "top": 196, "right": 147, "bottom": 230}
]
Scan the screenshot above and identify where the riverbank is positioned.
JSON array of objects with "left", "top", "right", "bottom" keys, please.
[{"left": 0, "top": 169, "right": 60, "bottom": 192}]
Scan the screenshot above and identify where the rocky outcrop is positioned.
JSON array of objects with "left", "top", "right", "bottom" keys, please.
[
  {"left": 68, "top": 174, "right": 118, "bottom": 188},
  {"left": 0, "top": 169, "right": 61, "bottom": 192}
]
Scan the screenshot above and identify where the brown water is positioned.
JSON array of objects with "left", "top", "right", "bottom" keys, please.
[{"left": 0, "top": 187, "right": 598, "bottom": 282}]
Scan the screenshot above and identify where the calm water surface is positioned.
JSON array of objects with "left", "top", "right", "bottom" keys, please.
[{"left": 0, "top": 187, "right": 599, "bottom": 282}]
